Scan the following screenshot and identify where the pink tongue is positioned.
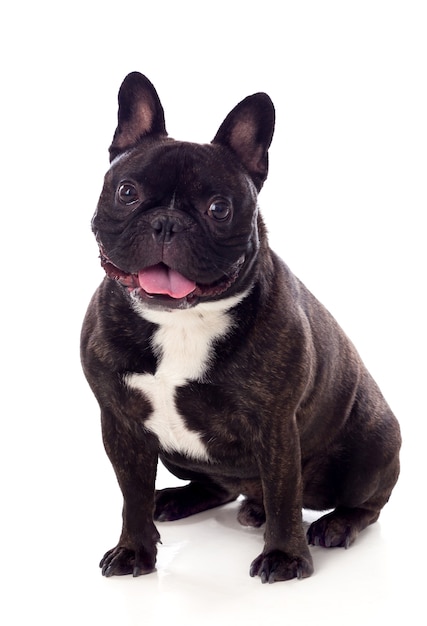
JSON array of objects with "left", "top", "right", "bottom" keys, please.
[{"left": 137, "top": 265, "right": 196, "bottom": 299}]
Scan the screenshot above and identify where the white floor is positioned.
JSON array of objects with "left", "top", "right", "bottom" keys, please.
[{"left": 1, "top": 2, "right": 426, "bottom": 624}]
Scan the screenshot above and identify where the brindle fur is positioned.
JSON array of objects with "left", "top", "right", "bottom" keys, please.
[{"left": 81, "top": 73, "right": 401, "bottom": 583}]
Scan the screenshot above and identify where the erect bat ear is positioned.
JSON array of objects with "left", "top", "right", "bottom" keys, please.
[
  {"left": 109, "top": 72, "right": 167, "bottom": 162},
  {"left": 212, "top": 93, "right": 275, "bottom": 191}
]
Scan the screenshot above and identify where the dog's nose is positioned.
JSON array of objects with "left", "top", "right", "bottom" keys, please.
[{"left": 150, "top": 214, "right": 184, "bottom": 244}]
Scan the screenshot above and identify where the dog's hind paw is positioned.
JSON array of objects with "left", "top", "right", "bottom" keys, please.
[
  {"left": 307, "top": 518, "right": 353, "bottom": 548},
  {"left": 154, "top": 482, "right": 236, "bottom": 521},
  {"left": 307, "top": 506, "right": 380, "bottom": 548},
  {"left": 237, "top": 498, "right": 266, "bottom": 527}
]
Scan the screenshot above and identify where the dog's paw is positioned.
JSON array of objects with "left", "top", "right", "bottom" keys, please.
[
  {"left": 307, "top": 516, "right": 354, "bottom": 548},
  {"left": 249, "top": 549, "right": 314, "bottom": 583},
  {"left": 154, "top": 486, "right": 193, "bottom": 521},
  {"left": 100, "top": 545, "right": 156, "bottom": 577},
  {"left": 154, "top": 483, "right": 236, "bottom": 521},
  {"left": 306, "top": 507, "right": 377, "bottom": 549},
  {"left": 237, "top": 499, "right": 266, "bottom": 527}
]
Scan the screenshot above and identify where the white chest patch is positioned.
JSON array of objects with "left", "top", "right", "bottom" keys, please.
[{"left": 125, "top": 293, "right": 247, "bottom": 460}]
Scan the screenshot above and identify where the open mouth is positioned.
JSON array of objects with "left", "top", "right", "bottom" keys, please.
[{"left": 99, "top": 252, "right": 244, "bottom": 305}]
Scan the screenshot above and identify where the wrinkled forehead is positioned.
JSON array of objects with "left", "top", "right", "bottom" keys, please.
[{"left": 108, "top": 139, "right": 253, "bottom": 198}]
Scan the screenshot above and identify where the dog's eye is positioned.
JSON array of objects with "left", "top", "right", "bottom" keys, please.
[
  {"left": 207, "top": 200, "right": 232, "bottom": 221},
  {"left": 117, "top": 182, "right": 139, "bottom": 205}
]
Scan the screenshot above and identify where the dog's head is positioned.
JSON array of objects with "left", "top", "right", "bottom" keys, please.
[{"left": 92, "top": 72, "right": 275, "bottom": 309}]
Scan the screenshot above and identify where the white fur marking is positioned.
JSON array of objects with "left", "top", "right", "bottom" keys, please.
[{"left": 126, "top": 293, "right": 247, "bottom": 460}]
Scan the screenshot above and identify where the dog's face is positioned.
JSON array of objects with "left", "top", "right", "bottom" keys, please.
[{"left": 92, "top": 73, "right": 275, "bottom": 309}]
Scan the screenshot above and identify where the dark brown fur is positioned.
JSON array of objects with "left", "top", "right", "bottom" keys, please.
[{"left": 81, "top": 72, "right": 401, "bottom": 583}]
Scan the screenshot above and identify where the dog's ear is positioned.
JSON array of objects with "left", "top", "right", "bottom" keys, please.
[
  {"left": 213, "top": 93, "right": 275, "bottom": 190},
  {"left": 109, "top": 72, "right": 167, "bottom": 161}
]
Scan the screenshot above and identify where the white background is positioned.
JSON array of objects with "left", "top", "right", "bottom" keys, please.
[{"left": 1, "top": 1, "right": 425, "bottom": 624}]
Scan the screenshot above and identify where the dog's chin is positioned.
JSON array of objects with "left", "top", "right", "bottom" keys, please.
[
  {"left": 131, "top": 289, "right": 197, "bottom": 310},
  {"left": 99, "top": 254, "right": 245, "bottom": 310}
]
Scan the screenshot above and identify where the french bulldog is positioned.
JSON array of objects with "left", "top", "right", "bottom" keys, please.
[{"left": 80, "top": 72, "right": 401, "bottom": 583}]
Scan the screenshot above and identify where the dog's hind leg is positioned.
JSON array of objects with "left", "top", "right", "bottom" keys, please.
[
  {"left": 307, "top": 454, "right": 400, "bottom": 548},
  {"left": 306, "top": 506, "right": 380, "bottom": 548},
  {"left": 154, "top": 480, "right": 237, "bottom": 521},
  {"left": 155, "top": 458, "right": 238, "bottom": 521},
  {"left": 237, "top": 498, "right": 266, "bottom": 528}
]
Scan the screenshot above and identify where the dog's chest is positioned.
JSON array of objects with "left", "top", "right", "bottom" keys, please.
[{"left": 126, "top": 297, "right": 242, "bottom": 460}]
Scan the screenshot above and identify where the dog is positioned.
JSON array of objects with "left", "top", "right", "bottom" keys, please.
[{"left": 80, "top": 72, "right": 401, "bottom": 583}]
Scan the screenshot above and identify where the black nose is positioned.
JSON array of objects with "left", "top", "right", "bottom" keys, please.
[{"left": 150, "top": 214, "right": 184, "bottom": 244}]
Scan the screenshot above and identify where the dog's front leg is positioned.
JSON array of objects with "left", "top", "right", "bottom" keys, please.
[
  {"left": 99, "top": 408, "right": 160, "bottom": 577},
  {"left": 249, "top": 415, "right": 313, "bottom": 583}
]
